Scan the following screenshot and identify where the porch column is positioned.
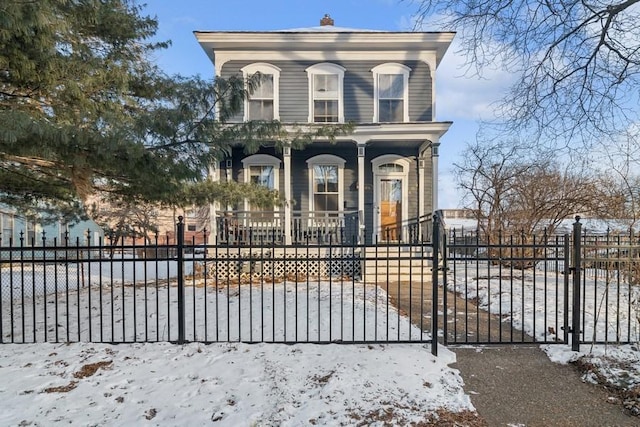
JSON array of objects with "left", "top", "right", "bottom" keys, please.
[
  {"left": 283, "top": 145, "right": 292, "bottom": 245},
  {"left": 208, "top": 162, "right": 220, "bottom": 245},
  {"left": 357, "top": 143, "right": 366, "bottom": 244},
  {"left": 432, "top": 142, "right": 440, "bottom": 212},
  {"left": 418, "top": 155, "right": 426, "bottom": 218}
]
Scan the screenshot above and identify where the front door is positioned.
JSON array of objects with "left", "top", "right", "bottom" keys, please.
[{"left": 379, "top": 178, "right": 402, "bottom": 241}]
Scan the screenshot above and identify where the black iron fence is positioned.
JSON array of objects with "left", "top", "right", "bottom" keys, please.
[
  {"left": 0, "top": 217, "right": 439, "bottom": 350},
  {"left": 1, "top": 215, "right": 638, "bottom": 351},
  {"left": 443, "top": 218, "right": 640, "bottom": 347}
]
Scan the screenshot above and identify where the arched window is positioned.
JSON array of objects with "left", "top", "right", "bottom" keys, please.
[
  {"left": 242, "top": 154, "right": 281, "bottom": 212},
  {"left": 371, "top": 63, "right": 411, "bottom": 123},
  {"left": 241, "top": 63, "right": 281, "bottom": 121},
  {"left": 305, "top": 63, "right": 346, "bottom": 123},
  {"left": 306, "top": 154, "right": 346, "bottom": 213}
]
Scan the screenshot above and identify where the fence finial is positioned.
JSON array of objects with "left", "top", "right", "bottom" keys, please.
[
  {"left": 178, "top": 216, "right": 184, "bottom": 224},
  {"left": 574, "top": 215, "right": 581, "bottom": 223}
]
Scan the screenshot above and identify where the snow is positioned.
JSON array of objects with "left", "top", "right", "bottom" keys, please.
[
  {"left": 0, "top": 341, "right": 471, "bottom": 426},
  {"left": 0, "top": 267, "right": 473, "bottom": 425},
  {"left": 3, "top": 252, "right": 640, "bottom": 423},
  {"left": 2, "top": 276, "right": 427, "bottom": 343}
]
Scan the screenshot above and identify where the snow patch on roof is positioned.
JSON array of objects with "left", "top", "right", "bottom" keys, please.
[{"left": 277, "top": 25, "right": 384, "bottom": 33}]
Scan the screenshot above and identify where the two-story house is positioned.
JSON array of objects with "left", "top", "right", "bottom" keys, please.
[{"left": 195, "top": 15, "right": 453, "bottom": 245}]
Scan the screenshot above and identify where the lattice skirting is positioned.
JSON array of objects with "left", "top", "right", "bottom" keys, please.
[{"left": 196, "top": 248, "right": 361, "bottom": 282}]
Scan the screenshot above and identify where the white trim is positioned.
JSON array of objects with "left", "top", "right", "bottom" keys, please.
[
  {"left": 305, "top": 63, "right": 346, "bottom": 123},
  {"left": 241, "top": 63, "right": 281, "bottom": 121},
  {"left": 283, "top": 148, "right": 292, "bottom": 245},
  {"left": 242, "top": 154, "right": 281, "bottom": 211},
  {"left": 195, "top": 31, "right": 454, "bottom": 68},
  {"left": 306, "top": 154, "right": 346, "bottom": 213},
  {"left": 208, "top": 162, "right": 220, "bottom": 244},
  {"left": 371, "top": 63, "right": 411, "bottom": 123},
  {"left": 371, "top": 155, "right": 411, "bottom": 241}
]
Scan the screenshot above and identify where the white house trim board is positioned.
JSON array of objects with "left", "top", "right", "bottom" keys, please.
[
  {"left": 195, "top": 31, "right": 454, "bottom": 67},
  {"left": 241, "top": 63, "right": 281, "bottom": 121}
]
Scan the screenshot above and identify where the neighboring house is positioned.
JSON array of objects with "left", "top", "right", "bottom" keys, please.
[
  {"left": 0, "top": 208, "right": 38, "bottom": 245},
  {"left": 195, "top": 15, "right": 454, "bottom": 245},
  {"left": 0, "top": 206, "right": 103, "bottom": 246},
  {"left": 440, "top": 209, "right": 478, "bottom": 232}
]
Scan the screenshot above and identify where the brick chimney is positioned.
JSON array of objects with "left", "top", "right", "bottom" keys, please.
[{"left": 320, "top": 14, "right": 334, "bottom": 26}]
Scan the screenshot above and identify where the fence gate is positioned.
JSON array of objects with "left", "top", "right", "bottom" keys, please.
[
  {"left": 438, "top": 218, "right": 640, "bottom": 348},
  {"left": 438, "top": 228, "right": 571, "bottom": 346}
]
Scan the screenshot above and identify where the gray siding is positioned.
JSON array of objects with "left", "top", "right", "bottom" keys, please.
[{"left": 220, "top": 60, "right": 432, "bottom": 124}]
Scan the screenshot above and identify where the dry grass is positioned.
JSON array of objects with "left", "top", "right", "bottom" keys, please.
[
  {"left": 73, "top": 360, "right": 112, "bottom": 379},
  {"left": 349, "top": 406, "right": 487, "bottom": 426},
  {"left": 43, "top": 381, "right": 78, "bottom": 393}
]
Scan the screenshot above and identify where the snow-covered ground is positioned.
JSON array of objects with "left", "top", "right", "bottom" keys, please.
[
  {"left": 2, "top": 279, "right": 427, "bottom": 343},
  {"left": 447, "top": 260, "right": 640, "bottom": 343},
  {"left": 0, "top": 272, "right": 473, "bottom": 425},
  {"left": 3, "top": 253, "right": 640, "bottom": 423},
  {"left": 447, "top": 260, "right": 640, "bottom": 413},
  {"left": 0, "top": 341, "right": 473, "bottom": 426}
]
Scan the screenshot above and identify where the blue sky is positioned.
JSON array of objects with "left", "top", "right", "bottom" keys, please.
[{"left": 143, "top": 0, "right": 512, "bottom": 208}]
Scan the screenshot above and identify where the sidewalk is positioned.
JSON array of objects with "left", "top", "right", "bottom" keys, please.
[{"left": 452, "top": 346, "right": 636, "bottom": 426}]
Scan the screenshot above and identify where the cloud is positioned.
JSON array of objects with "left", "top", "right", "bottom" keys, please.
[{"left": 436, "top": 39, "right": 519, "bottom": 121}]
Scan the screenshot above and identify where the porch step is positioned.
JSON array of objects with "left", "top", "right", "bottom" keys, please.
[{"left": 361, "top": 245, "right": 434, "bottom": 283}]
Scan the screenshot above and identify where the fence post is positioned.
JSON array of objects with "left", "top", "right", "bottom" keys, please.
[
  {"left": 431, "top": 214, "right": 440, "bottom": 356},
  {"left": 177, "top": 216, "right": 185, "bottom": 344},
  {"left": 571, "top": 216, "right": 582, "bottom": 351},
  {"left": 563, "top": 235, "right": 570, "bottom": 344}
]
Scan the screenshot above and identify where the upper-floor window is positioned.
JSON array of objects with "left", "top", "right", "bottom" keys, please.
[
  {"left": 241, "top": 63, "right": 281, "bottom": 121},
  {"left": 306, "top": 63, "right": 346, "bottom": 123},
  {"left": 372, "top": 63, "right": 411, "bottom": 123}
]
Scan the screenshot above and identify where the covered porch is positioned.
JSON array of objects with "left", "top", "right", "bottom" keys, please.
[
  {"left": 214, "top": 210, "right": 434, "bottom": 246},
  {"left": 209, "top": 123, "right": 449, "bottom": 246}
]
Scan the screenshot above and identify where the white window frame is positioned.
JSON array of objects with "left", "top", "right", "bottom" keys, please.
[
  {"left": 59, "top": 221, "right": 69, "bottom": 242},
  {"left": 306, "top": 154, "right": 346, "bottom": 214},
  {"left": 1, "top": 213, "right": 14, "bottom": 244},
  {"left": 371, "top": 63, "right": 411, "bottom": 123},
  {"left": 242, "top": 154, "right": 281, "bottom": 212},
  {"left": 241, "top": 63, "right": 281, "bottom": 121},
  {"left": 305, "top": 63, "right": 346, "bottom": 123}
]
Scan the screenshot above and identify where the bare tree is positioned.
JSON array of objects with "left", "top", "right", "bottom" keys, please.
[
  {"left": 412, "top": 0, "right": 640, "bottom": 147},
  {"left": 89, "top": 197, "right": 160, "bottom": 246},
  {"left": 455, "top": 140, "right": 621, "bottom": 240},
  {"left": 595, "top": 129, "right": 640, "bottom": 230}
]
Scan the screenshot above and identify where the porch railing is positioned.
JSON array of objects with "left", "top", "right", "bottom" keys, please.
[
  {"left": 215, "top": 210, "right": 360, "bottom": 245},
  {"left": 216, "top": 211, "right": 285, "bottom": 245},
  {"left": 375, "top": 213, "right": 434, "bottom": 244},
  {"left": 292, "top": 210, "right": 359, "bottom": 244}
]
